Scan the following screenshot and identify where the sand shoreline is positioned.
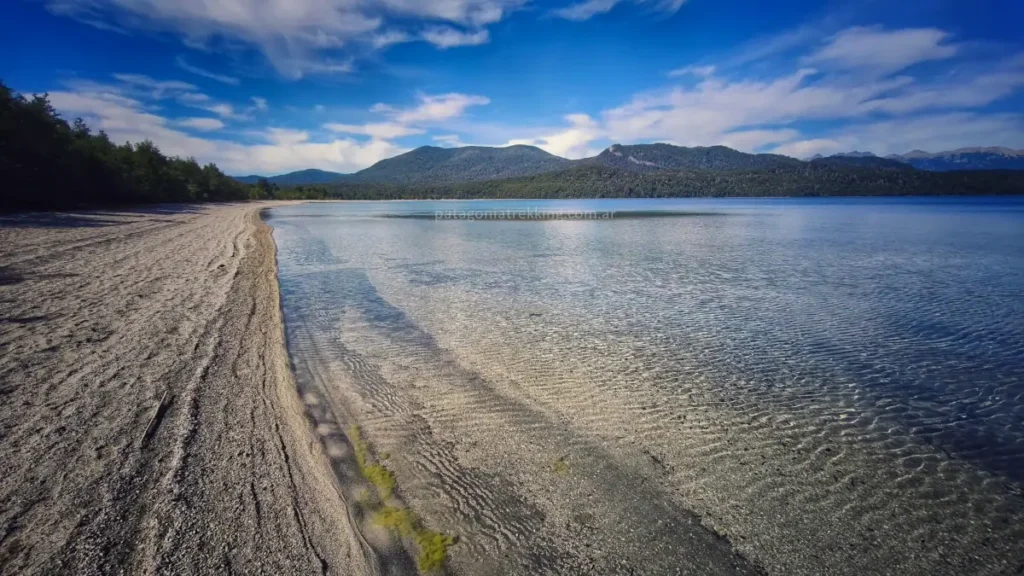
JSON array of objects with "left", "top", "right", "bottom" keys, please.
[{"left": 0, "top": 203, "right": 380, "bottom": 575}]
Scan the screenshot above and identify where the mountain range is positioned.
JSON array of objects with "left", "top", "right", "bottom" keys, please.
[
  {"left": 886, "top": 147, "right": 1024, "bottom": 171},
  {"left": 237, "top": 144, "right": 1024, "bottom": 187},
  {"left": 234, "top": 168, "right": 345, "bottom": 185}
]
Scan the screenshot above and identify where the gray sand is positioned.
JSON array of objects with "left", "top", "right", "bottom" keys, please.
[{"left": 0, "top": 204, "right": 373, "bottom": 575}]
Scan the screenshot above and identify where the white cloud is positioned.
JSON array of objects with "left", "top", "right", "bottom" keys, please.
[
  {"left": 264, "top": 128, "right": 311, "bottom": 146},
  {"left": 325, "top": 92, "right": 489, "bottom": 142},
  {"left": 495, "top": 27, "right": 1023, "bottom": 158},
  {"left": 668, "top": 64, "right": 716, "bottom": 78},
  {"left": 177, "top": 92, "right": 211, "bottom": 104},
  {"left": 200, "top": 103, "right": 246, "bottom": 120},
  {"left": 598, "top": 69, "right": 907, "bottom": 147},
  {"left": 85, "top": 73, "right": 251, "bottom": 121},
  {"left": 433, "top": 134, "right": 468, "bottom": 147},
  {"left": 178, "top": 117, "right": 226, "bottom": 131},
  {"left": 324, "top": 122, "right": 425, "bottom": 139},
  {"left": 595, "top": 49, "right": 1021, "bottom": 150},
  {"left": 175, "top": 56, "right": 240, "bottom": 85},
  {"left": 805, "top": 26, "right": 958, "bottom": 74},
  {"left": 45, "top": 0, "right": 524, "bottom": 77},
  {"left": 858, "top": 58, "right": 1024, "bottom": 114},
  {"left": 250, "top": 96, "right": 268, "bottom": 111},
  {"left": 507, "top": 113, "right": 602, "bottom": 158},
  {"left": 552, "top": 0, "right": 621, "bottom": 20},
  {"left": 421, "top": 27, "right": 489, "bottom": 48},
  {"left": 294, "top": 59, "right": 355, "bottom": 76},
  {"left": 717, "top": 129, "right": 801, "bottom": 151},
  {"left": 772, "top": 113, "right": 1024, "bottom": 158},
  {"left": 47, "top": 84, "right": 404, "bottom": 174},
  {"left": 44, "top": 75, "right": 496, "bottom": 173},
  {"left": 372, "top": 29, "right": 412, "bottom": 48},
  {"left": 553, "top": 0, "right": 686, "bottom": 21},
  {"left": 373, "top": 93, "right": 490, "bottom": 123}
]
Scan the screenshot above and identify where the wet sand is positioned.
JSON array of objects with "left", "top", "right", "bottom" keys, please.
[{"left": 0, "top": 204, "right": 374, "bottom": 575}]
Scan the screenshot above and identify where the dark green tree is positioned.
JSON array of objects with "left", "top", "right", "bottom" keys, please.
[{"left": 0, "top": 79, "right": 255, "bottom": 213}]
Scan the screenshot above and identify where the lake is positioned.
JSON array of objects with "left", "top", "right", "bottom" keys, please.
[{"left": 267, "top": 198, "right": 1024, "bottom": 576}]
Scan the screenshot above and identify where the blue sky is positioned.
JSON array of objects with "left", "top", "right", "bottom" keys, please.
[{"left": 2, "top": 0, "right": 1022, "bottom": 175}]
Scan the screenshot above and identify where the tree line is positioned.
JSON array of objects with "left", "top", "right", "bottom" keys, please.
[
  {"left": 0, "top": 80, "right": 273, "bottom": 213},
  {"left": 287, "top": 163, "right": 1024, "bottom": 200}
]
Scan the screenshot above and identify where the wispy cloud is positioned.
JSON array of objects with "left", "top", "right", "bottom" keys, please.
[
  {"left": 45, "top": 74, "right": 497, "bottom": 173},
  {"left": 668, "top": 64, "right": 715, "bottom": 78},
  {"left": 433, "top": 134, "right": 469, "bottom": 147},
  {"left": 504, "top": 26, "right": 1024, "bottom": 158},
  {"left": 552, "top": 0, "right": 621, "bottom": 21},
  {"left": 372, "top": 93, "right": 491, "bottom": 123},
  {"left": 324, "top": 122, "right": 425, "bottom": 139},
  {"left": 47, "top": 80, "right": 406, "bottom": 174},
  {"left": 45, "top": 0, "right": 526, "bottom": 78},
  {"left": 421, "top": 27, "right": 490, "bottom": 48},
  {"left": 371, "top": 30, "right": 412, "bottom": 49},
  {"left": 552, "top": 0, "right": 686, "bottom": 21},
  {"left": 200, "top": 103, "right": 246, "bottom": 120},
  {"left": 804, "top": 26, "right": 958, "bottom": 74},
  {"left": 772, "top": 113, "right": 1024, "bottom": 158},
  {"left": 175, "top": 56, "right": 241, "bottom": 85},
  {"left": 323, "top": 92, "right": 490, "bottom": 143},
  {"left": 178, "top": 117, "right": 226, "bottom": 131},
  {"left": 506, "top": 114, "right": 602, "bottom": 158}
]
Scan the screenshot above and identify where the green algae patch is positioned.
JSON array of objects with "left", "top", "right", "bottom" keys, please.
[
  {"left": 415, "top": 530, "right": 457, "bottom": 572},
  {"left": 373, "top": 506, "right": 457, "bottom": 572},
  {"left": 348, "top": 426, "right": 457, "bottom": 573},
  {"left": 349, "top": 425, "right": 397, "bottom": 500}
]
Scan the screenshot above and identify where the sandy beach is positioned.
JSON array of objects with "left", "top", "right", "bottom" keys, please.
[{"left": 0, "top": 204, "right": 375, "bottom": 575}]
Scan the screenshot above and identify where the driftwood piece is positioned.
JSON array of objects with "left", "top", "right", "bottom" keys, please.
[{"left": 141, "top": 390, "right": 171, "bottom": 446}]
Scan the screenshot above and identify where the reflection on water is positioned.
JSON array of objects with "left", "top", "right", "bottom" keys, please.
[{"left": 269, "top": 198, "right": 1024, "bottom": 576}]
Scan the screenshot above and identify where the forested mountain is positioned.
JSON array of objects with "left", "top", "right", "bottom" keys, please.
[
  {"left": 292, "top": 163, "right": 1024, "bottom": 200},
  {"left": 587, "top": 143, "right": 802, "bottom": 171},
  {"left": 1, "top": 80, "right": 261, "bottom": 212},
  {"left": 235, "top": 168, "right": 346, "bottom": 185},
  {"left": 346, "top": 144, "right": 571, "bottom": 184},
  {"left": 809, "top": 155, "right": 911, "bottom": 170},
  {"left": 230, "top": 144, "right": 1024, "bottom": 188},
  {"left": 887, "top": 148, "right": 1024, "bottom": 171}
]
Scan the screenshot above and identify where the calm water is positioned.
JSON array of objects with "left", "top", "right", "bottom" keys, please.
[{"left": 268, "top": 198, "right": 1024, "bottom": 575}]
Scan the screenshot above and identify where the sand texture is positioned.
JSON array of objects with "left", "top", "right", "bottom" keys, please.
[{"left": 0, "top": 205, "right": 374, "bottom": 575}]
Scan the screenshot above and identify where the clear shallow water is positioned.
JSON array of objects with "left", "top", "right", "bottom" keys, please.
[{"left": 269, "top": 198, "right": 1024, "bottom": 575}]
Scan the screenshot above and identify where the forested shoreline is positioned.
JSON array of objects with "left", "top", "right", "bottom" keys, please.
[
  {"left": 285, "top": 163, "right": 1024, "bottom": 200},
  {"left": 0, "top": 80, "right": 276, "bottom": 213}
]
